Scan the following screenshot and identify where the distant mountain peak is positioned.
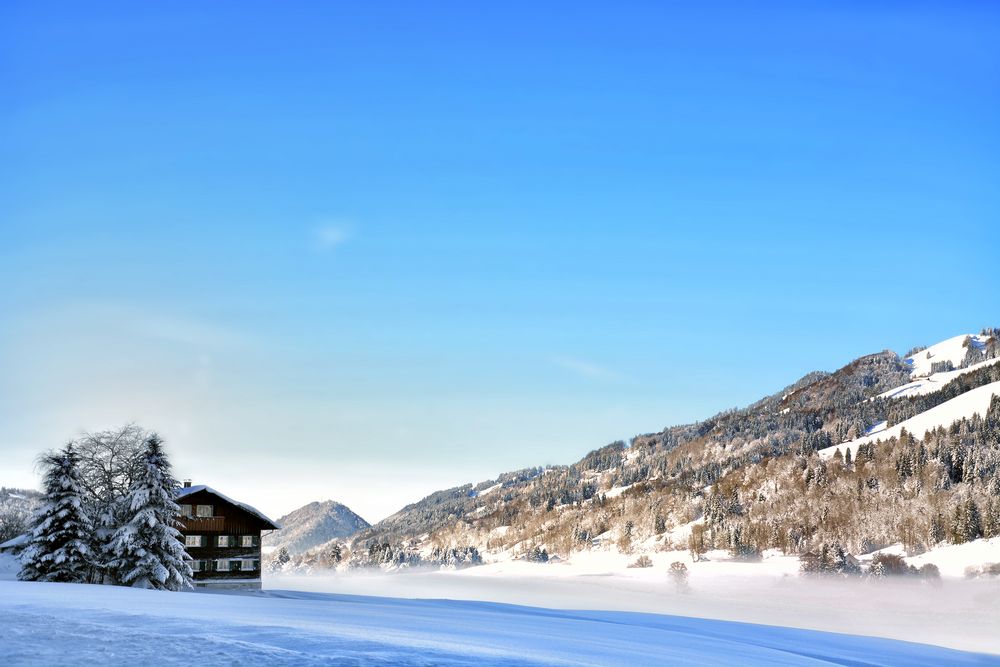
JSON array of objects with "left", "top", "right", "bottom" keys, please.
[{"left": 263, "top": 499, "right": 369, "bottom": 555}]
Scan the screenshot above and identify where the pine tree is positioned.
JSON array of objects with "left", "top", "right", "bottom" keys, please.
[
  {"left": 964, "top": 499, "right": 983, "bottom": 542},
  {"left": 94, "top": 496, "right": 128, "bottom": 584},
  {"left": 19, "top": 444, "right": 94, "bottom": 583},
  {"left": 269, "top": 546, "right": 291, "bottom": 573},
  {"left": 105, "top": 435, "right": 192, "bottom": 590}
]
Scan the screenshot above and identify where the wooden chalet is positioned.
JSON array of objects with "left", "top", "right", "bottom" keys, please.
[{"left": 176, "top": 482, "right": 280, "bottom": 589}]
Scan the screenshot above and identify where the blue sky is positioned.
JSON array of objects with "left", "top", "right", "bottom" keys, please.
[{"left": 2, "top": 2, "right": 998, "bottom": 521}]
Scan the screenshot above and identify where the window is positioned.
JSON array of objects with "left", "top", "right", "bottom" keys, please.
[
  {"left": 216, "top": 559, "right": 230, "bottom": 572},
  {"left": 241, "top": 535, "right": 254, "bottom": 547},
  {"left": 180, "top": 504, "right": 193, "bottom": 518},
  {"left": 217, "top": 535, "right": 231, "bottom": 547},
  {"left": 196, "top": 504, "right": 213, "bottom": 518},
  {"left": 184, "top": 535, "right": 202, "bottom": 547},
  {"left": 242, "top": 559, "right": 259, "bottom": 571},
  {"left": 190, "top": 560, "right": 205, "bottom": 572}
]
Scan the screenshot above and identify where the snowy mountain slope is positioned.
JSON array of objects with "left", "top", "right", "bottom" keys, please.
[
  {"left": 294, "top": 327, "right": 999, "bottom": 572},
  {"left": 881, "top": 356, "right": 1000, "bottom": 400},
  {"left": 2, "top": 581, "right": 997, "bottom": 666},
  {"left": 262, "top": 500, "right": 369, "bottom": 555},
  {"left": 905, "top": 333, "right": 990, "bottom": 378},
  {"left": 819, "top": 380, "right": 1000, "bottom": 460}
]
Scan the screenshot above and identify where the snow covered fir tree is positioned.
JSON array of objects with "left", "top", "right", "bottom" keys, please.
[
  {"left": 104, "top": 435, "right": 192, "bottom": 590},
  {"left": 18, "top": 444, "right": 94, "bottom": 583}
]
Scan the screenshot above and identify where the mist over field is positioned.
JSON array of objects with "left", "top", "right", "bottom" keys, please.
[{"left": 271, "top": 567, "right": 1000, "bottom": 654}]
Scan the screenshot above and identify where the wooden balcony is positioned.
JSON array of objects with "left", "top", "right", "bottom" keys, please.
[{"left": 177, "top": 516, "right": 225, "bottom": 532}]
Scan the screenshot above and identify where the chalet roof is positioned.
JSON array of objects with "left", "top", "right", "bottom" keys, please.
[{"left": 177, "top": 485, "right": 280, "bottom": 530}]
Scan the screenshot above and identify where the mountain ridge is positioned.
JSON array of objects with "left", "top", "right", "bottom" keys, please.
[
  {"left": 263, "top": 499, "right": 370, "bottom": 555},
  {"left": 287, "top": 328, "right": 1000, "bottom": 570}
]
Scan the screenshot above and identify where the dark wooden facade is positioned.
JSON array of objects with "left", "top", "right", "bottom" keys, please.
[{"left": 176, "top": 485, "right": 279, "bottom": 589}]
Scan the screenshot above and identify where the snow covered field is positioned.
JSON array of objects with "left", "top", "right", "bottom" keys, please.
[
  {"left": 904, "top": 334, "right": 991, "bottom": 378},
  {"left": 273, "top": 552, "right": 1000, "bottom": 656},
  {"left": 2, "top": 579, "right": 999, "bottom": 666}
]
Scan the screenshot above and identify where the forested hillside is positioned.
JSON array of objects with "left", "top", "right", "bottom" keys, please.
[
  {"left": 0, "top": 488, "right": 42, "bottom": 545},
  {"left": 286, "top": 330, "right": 1000, "bottom": 570}
]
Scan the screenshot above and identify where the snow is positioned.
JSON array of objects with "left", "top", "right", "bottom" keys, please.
[
  {"left": 0, "top": 533, "right": 29, "bottom": 550},
  {"left": 275, "top": 541, "right": 1000, "bottom": 655},
  {"left": 880, "top": 356, "right": 1000, "bottom": 400},
  {"left": 2, "top": 579, "right": 997, "bottom": 666},
  {"left": 177, "top": 485, "right": 280, "bottom": 529},
  {"left": 904, "top": 334, "right": 988, "bottom": 378},
  {"left": 603, "top": 483, "right": 634, "bottom": 498},
  {"left": 865, "top": 420, "right": 888, "bottom": 436},
  {"left": 862, "top": 537, "right": 1000, "bottom": 578},
  {"left": 819, "top": 380, "right": 1000, "bottom": 459},
  {"left": 0, "top": 552, "right": 19, "bottom": 579},
  {"left": 659, "top": 516, "right": 704, "bottom": 544}
]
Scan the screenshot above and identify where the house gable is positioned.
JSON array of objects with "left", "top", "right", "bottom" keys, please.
[{"left": 175, "top": 485, "right": 278, "bottom": 589}]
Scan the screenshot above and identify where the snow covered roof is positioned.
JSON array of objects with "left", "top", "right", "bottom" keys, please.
[
  {"left": 0, "top": 533, "right": 29, "bottom": 551},
  {"left": 176, "top": 485, "right": 280, "bottom": 530}
]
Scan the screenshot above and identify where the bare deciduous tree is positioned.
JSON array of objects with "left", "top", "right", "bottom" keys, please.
[{"left": 74, "top": 423, "right": 151, "bottom": 514}]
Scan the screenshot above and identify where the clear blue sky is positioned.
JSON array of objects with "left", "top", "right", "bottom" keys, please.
[{"left": 2, "top": 1, "right": 998, "bottom": 521}]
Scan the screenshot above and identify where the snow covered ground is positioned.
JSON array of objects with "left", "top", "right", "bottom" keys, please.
[
  {"left": 274, "top": 545, "right": 1000, "bottom": 656},
  {"left": 879, "top": 357, "right": 1000, "bottom": 400},
  {"left": 862, "top": 538, "right": 1000, "bottom": 578},
  {"left": 905, "top": 334, "right": 990, "bottom": 378},
  {"left": 2, "top": 579, "right": 999, "bottom": 666}
]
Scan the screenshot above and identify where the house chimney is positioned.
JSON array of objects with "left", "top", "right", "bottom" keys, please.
[{"left": 183, "top": 479, "right": 192, "bottom": 488}]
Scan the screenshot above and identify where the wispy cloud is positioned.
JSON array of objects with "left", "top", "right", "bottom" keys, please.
[
  {"left": 313, "top": 222, "right": 352, "bottom": 251},
  {"left": 551, "top": 356, "right": 623, "bottom": 382},
  {"left": 35, "top": 301, "right": 252, "bottom": 350}
]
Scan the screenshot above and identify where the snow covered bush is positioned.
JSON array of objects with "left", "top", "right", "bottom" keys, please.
[
  {"left": 526, "top": 546, "right": 549, "bottom": 563},
  {"left": 867, "top": 553, "right": 914, "bottom": 578},
  {"left": 104, "top": 435, "right": 192, "bottom": 590},
  {"left": 668, "top": 561, "right": 690, "bottom": 592},
  {"left": 628, "top": 555, "right": 653, "bottom": 568},
  {"left": 799, "top": 543, "right": 860, "bottom": 577},
  {"left": 964, "top": 562, "right": 1000, "bottom": 579}
]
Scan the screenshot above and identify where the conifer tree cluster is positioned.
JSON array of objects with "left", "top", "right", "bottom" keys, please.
[{"left": 18, "top": 432, "right": 192, "bottom": 591}]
